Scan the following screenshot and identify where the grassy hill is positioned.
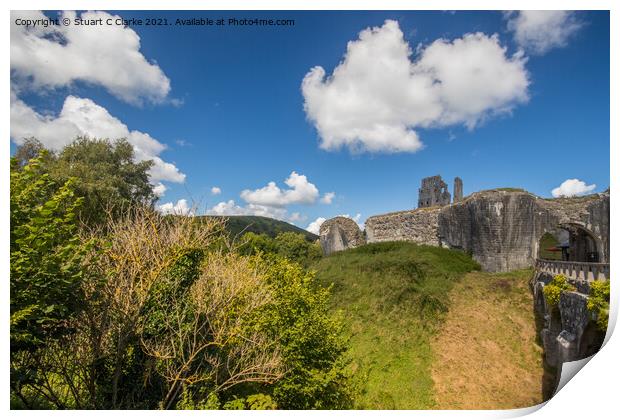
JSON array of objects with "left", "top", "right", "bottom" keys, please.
[
  {"left": 312, "top": 242, "right": 480, "bottom": 409},
  {"left": 198, "top": 215, "right": 318, "bottom": 241},
  {"left": 312, "top": 242, "right": 544, "bottom": 409}
]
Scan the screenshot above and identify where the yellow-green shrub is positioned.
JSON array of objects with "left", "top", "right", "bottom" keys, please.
[
  {"left": 543, "top": 274, "right": 575, "bottom": 307},
  {"left": 587, "top": 280, "right": 610, "bottom": 331}
]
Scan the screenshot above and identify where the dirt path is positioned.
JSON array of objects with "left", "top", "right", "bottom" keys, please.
[{"left": 431, "top": 270, "right": 546, "bottom": 409}]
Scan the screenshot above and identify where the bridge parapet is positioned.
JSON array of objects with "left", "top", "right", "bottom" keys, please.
[{"left": 535, "top": 259, "right": 610, "bottom": 284}]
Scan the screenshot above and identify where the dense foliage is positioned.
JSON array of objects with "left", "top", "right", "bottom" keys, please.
[
  {"left": 543, "top": 274, "right": 575, "bottom": 307},
  {"left": 13, "top": 137, "right": 156, "bottom": 226},
  {"left": 237, "top": 231, "right": 322, "bottom": 267},
  {"left": 10, "top": 142, "right": 350, "bottom": 410},
  {"left": 10, "top": 153, "right": 91, "bottom": 406},
  {"left": 587, "top": 280, "right": 610, "bottom": 331}
]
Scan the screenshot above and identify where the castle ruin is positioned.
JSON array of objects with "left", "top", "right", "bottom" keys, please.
[
  {"left": 418, "top": 175, "right": 451, "bottom": 208},
  {"left": 417, "top": 175, "right": 464, "bottom": 208},
  {"left": 453, "top": 177, "right": 463, "bottom": 203},
  {"left": 319, "top": 178, "right": 610, "bottom": 394}
]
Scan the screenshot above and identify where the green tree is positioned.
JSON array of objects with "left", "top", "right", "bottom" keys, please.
[
  {"left": 237, "top": 232, "right": 278, "bottom": 256},
  {"left": 49, "top": 137, "right": 156, "bottom": 225},
  {"left": 14, "top": 137, "right": 157, "bottom": 226},
  {"left": 12, "top": 138, "right": 47, "bottom": 169},
  {"left": 10, "top": 152, "right": 89, "bottom": 406},
  {"left": 273, "top": 232, "right": 322, "bottom": 267},
  {"left": 238, "top": 231, "right": 322, "bottom": 267}
]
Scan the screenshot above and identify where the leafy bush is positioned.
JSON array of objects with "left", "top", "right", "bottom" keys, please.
[
  {"left": 10, "top": 144, "right": 350, "bottom": 410},
  {"left": 10, "top": 153, "right": 92, "bottom": 407},
  {"left": 11, "top": 197, "right": 350, "bottom": 409},
  {"left": 587, "top": 280, "right": 610, "bottom": 331},
  {"left": 256, "top": 256, "right": 353, "bottom": 409},
  {"left": 238, "top": 231, "right": 322, "bottom": 267},
  {"left": 543, "top": 274, "right": 575, "bottom": 308}
]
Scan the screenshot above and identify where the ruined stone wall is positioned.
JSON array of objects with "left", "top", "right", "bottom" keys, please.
[
  {"left": 319, "top": 190, "right": 609, "bottom": 272},
  {"left": 438, "top": 190, "right": 610, "bottom": 272},
  {"left": 537, "top": 191, "right": 610, "bottom": 263},
  {"left": 319, "top": 216, "right": 365, "bottom": 255},
  {"left": 418, "top": 175, "right": 451, "bottom": 208},
  {"left": 365, "top": 207, "right": 441, "bottom": 246},
  {"left": 453, "top": 177, "right": 463, "bottom": 203},
  {"left": 532, "top": 273, "right": 605, "bottom": 393}
]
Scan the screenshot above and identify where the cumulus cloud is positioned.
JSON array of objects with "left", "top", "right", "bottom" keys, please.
[
  {"left": 10, "top": 94, "right": 186, "bottom": 184},
  {"left": 505, "top": 11, "right": 581, "bottom": 55},
  {"left": 240, "top": 171, "right": 320, "bottom": 207},
  {"left": 320, "top": 192, "right": 336, "bottom": 204},
  {"left": 206, "top": 200, "right": 290, "bottom": 222},
  {"left": 157, "top": 199, "right": 193, "bottom": 216},
  {"left": 11, "top": 10, "right": 170, "bottom": 105},
  {"left": 302, "top": 19, "right": 529, "bottom": 153},
  {"left": 305, "top": 213, "right": 363, "bottom": 235},
  {"left": 206, "top": 172, "right": 333, "bottom": 224},
  {"left": 552, "top": 179, "right": 596, "bottom": 198},
  {"left": 211, "top": 186, "right": 222, "bottom": 195},
  {"left": 306, "top": 217, "right": 327, "bottom": 235},
  {"left": 153, "top": 182, "right": 167, "bottom": 198}
]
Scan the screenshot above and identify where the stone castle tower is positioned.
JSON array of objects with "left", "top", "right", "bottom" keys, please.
[
  {"left": 454, "top": 177, "right": 463, "bottom": 203},
  {"left": 418, "top": 175, "right": 451, "bottom": 208},
  {"left": 417, "top": 175, "right": 464, "bottom": 208}
]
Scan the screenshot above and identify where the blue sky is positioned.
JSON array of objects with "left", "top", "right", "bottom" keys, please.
[{"left": 10, "top": 10, "right": 610, "bottom": 233}]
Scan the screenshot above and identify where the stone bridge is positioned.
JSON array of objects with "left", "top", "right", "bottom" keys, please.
[
  {"left": 535, "top": 259, "right": 610, "bottom": 285},
  {"left": 531, "top": 259, "right": 609, "bottom": 393}
]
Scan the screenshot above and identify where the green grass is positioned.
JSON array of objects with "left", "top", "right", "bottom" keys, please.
[
  {"left": 312, "top": 242, "right": 480, "bottom": 409},
  {"left": 197, "top": 215, "right": 318, "bottom": 241}
]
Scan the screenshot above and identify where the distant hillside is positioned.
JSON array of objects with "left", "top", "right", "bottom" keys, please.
[{"left": 199, "top": 215, "right": 318, "bottom": 241}]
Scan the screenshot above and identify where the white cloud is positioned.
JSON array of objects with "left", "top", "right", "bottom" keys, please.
[
  {"left": 320, "top": 192, "right": 336, "bottom": 204},
  {"left": 10, "top": 94, "right": 186, "bottom": 184},
  {"left": 153, "top": 182, "right": 167, "bottom": 198},
  {"left": 11, "top": 10, "right": 170, "bottom": 105},
  {"left": 505, "top": 11, "right": 581, "bottom": 55},
  {"left": 208, "top": 172, "right": 333, "bottom": 225},
  {"left": 289, "top": 212, "right": 305, "bottom": 223},
  {"left": 302, "top": 19, "right": 529, "bottom": 153},
  {"left": 157, "top": 199, "right": 194, "bottom": 216},
  {"left": 305, "top": 213, "right": 363, "bottom": 235},
  {"left": 306, "top": 217, "right": 327, "bottom": 235},
  {"left": 240, "top": 171, "right": 320, "bottom": 207},
  {"left": 211, "top": 186, "right": 222, "bottom": 195},
  {"left": 206, "top": 200, "right": 289, "bottom": 222},
  {"left": 552, "top": 179, "right": 596, "bottom": 198}
]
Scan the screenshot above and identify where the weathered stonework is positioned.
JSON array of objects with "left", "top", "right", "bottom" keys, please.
[
  {"left": 532, "top": 273, "right": 605, "bottom": 392},
  {"left": 319, "top": 216, "right": 365, "bottom": 255},
  {"left": 318, "top": 189, "right": 609, "bottom": 273},
  {"left": 418, "top": 175, "right": 451, "bottom": 208},
  {"left": 438, "top": 190, "right": 609, "bottom": 272},
  {"left": 365, "top": 207, "right": 441, "bottom": 246},
  {"left": 453, "top": 177, "right": 463, "bottom": 203}
]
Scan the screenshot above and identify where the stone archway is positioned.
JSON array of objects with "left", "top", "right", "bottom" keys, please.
[
  {"left": 578, "top": 322, "right": 605, "bottom": 359},
  {"left": 558, "top": 223, "right": 602, "bottom": 263},
  {"left": 535, "top": 223, "right": 602, "bottom": 263}
]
